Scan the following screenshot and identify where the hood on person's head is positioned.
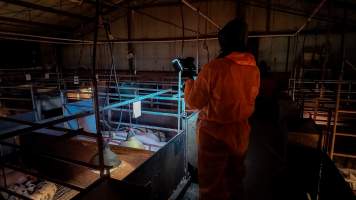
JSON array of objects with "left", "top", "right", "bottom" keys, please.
[{"left": 218, "top": 18, "right": 248, "bottom": 57}]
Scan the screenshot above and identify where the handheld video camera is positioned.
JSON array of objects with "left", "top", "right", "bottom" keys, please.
[{"left": 172, "top": 57, "right": 197, "bottom": 80}]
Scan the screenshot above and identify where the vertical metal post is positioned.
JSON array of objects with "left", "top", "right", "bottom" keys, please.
[
  {"left": 92, "top": 0, "right": 105, "bottom": 177},
  {"left": 55, "top": 44, "right": 63, "bottom": 91},
  {"left": 177, "top": 71, "right": 182, "bottom": 133},
  {"left": 330, "top": 5, "right": 347, "bottom": 160},
  {"left": 0, "top": 142, "right": 7, "bottom": 189},
  {"left": 326, "top": 108, "right": 333, "bottom": 154},
  {"left": 285, "top": 37, "right": 290, "bottom": 72},
  {"left": 313, "top": 81, "right": 319, "bottom": 121},
  {"left": 301, "top": 92, "right": 305, "bottom": 118},
  {"left": 330, "top": 81, "right": 341, "bottom": 159},
  {"left": 288, "top": 79, "right": 292, "bottom": 97},
  {"left": 291, "top": 36, "right": 299, "bottom": 101},
  {"left": 196, "top": 12, "right": 200, "bottom": 74},
  {"left": 1, "top": 166, "right": 7, "bottom": 188},
  {"left": 30, "top": 84, "right": 39, "bottom": 121},
  {"left": 266, "top": 0, "right": 271, "bottom": 32},
  {"left": 127, "top": 9, "right": 135, "bottom": 75},
  {"left": 177, "top": 71, "right": 184, "bottom": 174},
  {"left": 313, "top": 98, "right": 319, "bottom": 121},
  {"left": 347, "top": 82, "right": 351, "bottom": 101},
  {"left": 292, "top": 76, "right": 296, "bottom": 101},
  {"left": 179, "top": 72, "right": 188, "bottom": 174}
]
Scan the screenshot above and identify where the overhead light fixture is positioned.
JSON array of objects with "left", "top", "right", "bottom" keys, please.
[{"left": 89, "top": 141, "right": 121, "bottom": 168}]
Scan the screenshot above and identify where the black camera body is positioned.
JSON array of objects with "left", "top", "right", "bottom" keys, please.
[{"left": 172, "top": 57, "right": 197, "bottom": 79}]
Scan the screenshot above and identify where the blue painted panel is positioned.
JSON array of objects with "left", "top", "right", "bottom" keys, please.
[{"left": 63, "top": 100, "right": 97, "bottom": 133}]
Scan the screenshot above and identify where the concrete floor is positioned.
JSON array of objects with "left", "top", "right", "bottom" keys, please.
[
  {"left": 179, "top": 97, "right": 354, "bottom": 200},
  {"left": 180, "top": 97, "right": 289, "bottom": 200},
  {"left": 180, "top": 117, "right": 289, "bottom": 200}
]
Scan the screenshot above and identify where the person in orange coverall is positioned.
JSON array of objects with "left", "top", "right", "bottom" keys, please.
[{"left": 184, "top": 19, "right": 260, "bottom": 200}]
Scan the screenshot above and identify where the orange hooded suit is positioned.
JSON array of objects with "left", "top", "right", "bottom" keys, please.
[{"left": 185, "top": 52, "right": 260, "bottom": 200}]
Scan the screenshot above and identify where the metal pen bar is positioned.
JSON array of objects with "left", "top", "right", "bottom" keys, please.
[
  {"left": 333, "top": 153, "right": 356, "bottom": 159},
  {"left": 105, "top": 99, "right": 178, "bottom": 107},
  {"left": 0, "top": 163, "right": 84, "bottom": 191},
  {"left": 107, "top": 120, "right": 178, "bottom": 133},
  {"left": 0, "top": 110, "right": 94, "bottom": 140},
  {"left": 337, "top": 110, "right": 356, "bottom": 114},
  {"left": 99, "top": 93, "right": 179, "bottom": 101},
  {"left": 288, "top": 78, "right": 356, "bottom": 84},
  {"left": 335, "top": 133, "right": 356, "bottom": 138},
  {"left": 102, "top": 95, "right": 177, "bottom": 103},
  {"left": 102, "top": 89, "right": 171, "bottom": 111},
  {"left": 104, "top": 86, "right": 178, "bottom": 92},
  {"left": 0, "top": 90, "right": 172, "bottom": 140},
  {"left": 0, "top": 108, "right": 31, "bottom": 112},
  {"left": 0, "top": 116, "right": 97, "bottom": 138},
  {"left": 110, "top": 108, "right": 180, "bottom": 117},
  {"left": 172, "top": 93, "right": 184, "bottom": 98},
  {"left": 0, "top": 116, "right": 96, "bottom": 137},
  {"left": 0, "top": 186, "right": 33, "bottom": 200},
  {"left": 0, "top": 97, "right": 32, "bottom": 101},
  {"left": 0, "top": 141, "right": 111, "bottom": 170},
  {"left": 102, "top": 96, "right": 179, "bottom": 103}
]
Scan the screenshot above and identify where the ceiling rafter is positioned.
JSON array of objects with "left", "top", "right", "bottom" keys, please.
[
  {"left": 129, "top": 0, "right": 356, "bottom": 26},
  {"left": 0, "top": 0, "right": 92, "bottom": 20},
  {"left": 72, "top": 0, "right": 131, "bottom": 37},
  {"left": 0, "top": 15, "right": 70, "bottom": 31}
]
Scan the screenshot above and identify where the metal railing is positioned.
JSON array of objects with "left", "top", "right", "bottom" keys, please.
[
  {"left": 288, "top": 79, "right": 356, "bottom": 124},
  {"left": 0, "top": 71, "right": 188, "bottom": 199},
  {"left": 289, "top": 79, "right": 356, "bottom": 161}
]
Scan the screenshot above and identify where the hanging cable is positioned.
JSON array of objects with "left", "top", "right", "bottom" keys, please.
[
  {"left": 134, "top": 10, "right": 198, "bottom": 34},
  {"left": 103, "top": 21, "right": 124, "bottom": 132},
  {"left": 181, "top": 0, "right": 221, "bottom": 30},
  {"left": 180, "top": 4, "right": 185, "bottom": 57},
  {"left": 78, "top": 42, "right": 85, "bottom": 67},
  {"left": 203, "top": 1, "right": 210, "bottom": 62},
  {"left": 196, "top": 1, "right": 201, "bottom": 73}
]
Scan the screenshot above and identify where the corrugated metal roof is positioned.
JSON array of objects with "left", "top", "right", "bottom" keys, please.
[
  {"left": 0, "top": 0, "right": 354, "bottom": 37},
  {"left": 0, "top": 0, "right": 181, "bottom": 35}
]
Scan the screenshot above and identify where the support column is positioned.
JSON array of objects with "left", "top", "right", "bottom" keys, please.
[
  {"left": 236, "top": 0, "right": 246, "bottom": 20},
  {"left": 285, "top": 37, "right": 291, "bottom": 72},
  {"left": 339, "top": 4, "right": 347, "bottom": 79},
  {"left": 127, "top": 9, "right": 135, "bottom": 75},
  {"left": 266, "top": 0, "right": 271, "bottom": 32},
  {"left": 92, "top": 0, "right": 105, "bottom": 177}
]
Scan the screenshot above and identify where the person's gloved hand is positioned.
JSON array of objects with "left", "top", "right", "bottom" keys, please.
[{"left": 172, "top": 57, "right": 197, "bottom": 80}]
